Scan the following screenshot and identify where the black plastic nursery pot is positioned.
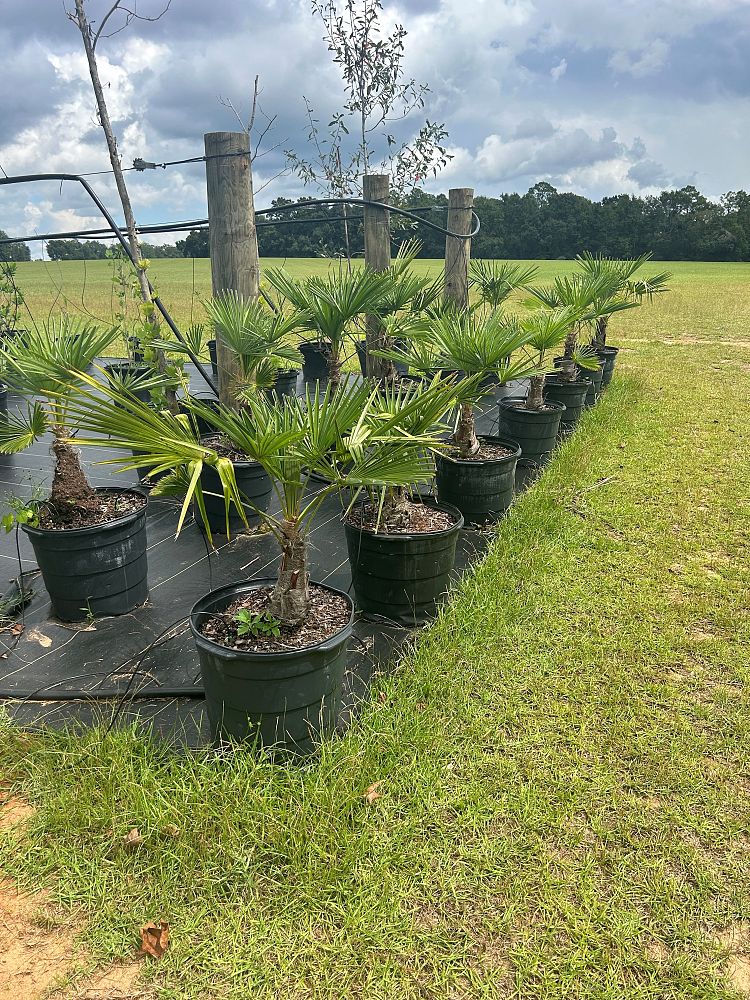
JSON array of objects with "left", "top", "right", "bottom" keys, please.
[
  {"left": 497, "top": 397, "right": 566, "bottom": 468},
  {"left": 543, "top": 376, "right": 589, "bottom": 433},
  {"left": 299, "top": 340, "right": 331, "bottom": 380},
  {"left": 190, "top": 578, "right": 354, "bottom": 753},
  {"left": 344, "top": 497, "right": 463, "bottom": 627},
  {"left": 22, "top": 487, "right": 149, "bottom": 622},
  {"left": 104, "top": 360, "right": 153, "bottom": 404},
  {"left": 198, "top": 458, "right": 273, "bottom": 535},
  {"left": 597, "top": 346, "right": 619, "bottom": 388},
  {"left": 580, "top": 363, "right": 604, "bottom": 407},
  {"left": 265, "top": 368, "right": 300, "bottom": 402},
  {"left": 0, "top": 382, "right": 7, "bottom": 420},
  {"left": 435, "top": 436, "right": 521, "bottom": 526}
]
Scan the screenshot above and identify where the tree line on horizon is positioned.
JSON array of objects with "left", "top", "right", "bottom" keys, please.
[{"left": 4, "top": 181, "right": 750, "bottom": 263}]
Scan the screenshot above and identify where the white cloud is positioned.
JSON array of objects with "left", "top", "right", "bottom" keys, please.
[{"left": 550, "top": 58, "right": 567, "bottom": 80}]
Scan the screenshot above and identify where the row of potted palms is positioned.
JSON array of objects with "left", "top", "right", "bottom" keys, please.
[{"left": 0, "top": 252, "right": 668, "bottom": 752}]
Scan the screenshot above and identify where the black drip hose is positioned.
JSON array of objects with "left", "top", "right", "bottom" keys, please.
[{"left": 0, "top": 687, "right": 204, "bottom": 702}]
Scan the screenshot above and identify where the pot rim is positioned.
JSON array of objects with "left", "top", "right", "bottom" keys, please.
[
  {"left": 22, "top": 485, "right": 149, "bottom": 538},
  {"left": 190, "top": 577, "right": 355, "bottom": 658},
  {"left": 499, "top": 396, "right": 566, "bottom": 414},
  {"left": 436, "top": 434, "right": 522, "bottom": 466},
  {"left": 344, "top": 495, "right": 464, "bottom": 539}
]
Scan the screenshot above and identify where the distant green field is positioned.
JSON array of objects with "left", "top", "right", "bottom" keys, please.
[{"left": 9, "top": 258, "right": 750, "bottom": 349}]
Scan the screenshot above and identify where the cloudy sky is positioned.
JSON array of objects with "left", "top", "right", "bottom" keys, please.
[{"left": 2, "top": 0, "right": 749, "bottom": 255}]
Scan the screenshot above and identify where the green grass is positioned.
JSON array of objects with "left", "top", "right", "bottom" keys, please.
[
  {"left": 1, "top": 328, "right": 749, "bottom": 997},
  {"left": 11, "top": 258, "right": 750, "bottom": 347}
]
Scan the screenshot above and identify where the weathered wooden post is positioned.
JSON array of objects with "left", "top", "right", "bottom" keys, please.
[
  {"left": 204, "top": 131, "right": 260, "bottom": 406},
  {"left": 363, "top": 173, "right": 393, "bottom": 380},
  {"left": 444, "top": 187, "right": 474, "bottom": 311}
]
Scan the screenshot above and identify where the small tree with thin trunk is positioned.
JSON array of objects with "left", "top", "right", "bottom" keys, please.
[{"left": 67, "top": 0, "right": 178, "bottom": 412}]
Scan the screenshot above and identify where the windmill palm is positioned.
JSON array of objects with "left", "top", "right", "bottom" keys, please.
[
  {"left": 265, "top": 265, "right": 389, "bottom": 388},
  {"left": 519, "top": 307, "right": 590, "bottom": 409},
  {"left": 524, "top": 271, "right": 633, "bottom": 381},
  {"left": 0, "top": 317, "right": 123, "bottom": 517},
  {"left": 469, "top": 260, "right": 539, "bottom": 313},
  {"left": 575, "top": 252, "right": 671, "bottom": 349},
  {"left": 379, "top": 310, "right": 536, "bottom": 457},
  {"left": 62, "top": 374, "right": 460, "bottom": 626}
]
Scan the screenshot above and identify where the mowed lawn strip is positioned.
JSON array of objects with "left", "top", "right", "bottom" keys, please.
[{"left": 0, "top": 337, "right": 749, "bottom": 999}]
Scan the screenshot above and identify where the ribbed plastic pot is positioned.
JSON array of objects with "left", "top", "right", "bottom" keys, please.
[
  {"left": 435, "top": 436, "right": 521, "bottom": 526},
  {"left": 344, "top": 497, "right": 463, "bottom": 626},
  {"left": 190, "top": 578, "right": 354, "bottom": 753},
  {"left": 207, "top": 339, "right": 218, "bottom": 379},
  {"left": 597, "top": 346, "right": 619, "bottom": 387},
  {"left": 0, "top": 382, "right": 7, "bottom": 420},
  {"left": 543, "top": 376, "right": 589, "bottom": 433},
  {"left": 104, "top": 361, "right": 153, "bottom": 404},
  {"left": 354, "top": 339, "right": 409, "bottom": 377},
  {"left": 299, "top": 340, "right": 331, "bottom": 379},
  {"left": 22, "top": 487, "right": 149, "bottom": 622},
  {"left": 265, "top": 369, "right": 299, "bottom": 402},
  {"left": 580, "top": 363, "right": 604, "bottom": 407},
  {"left": 198, "top": 458, "right": 273, "bottom": 535},
  {"left": 497, "top": 397, "right": 565, "bottom": 467}
]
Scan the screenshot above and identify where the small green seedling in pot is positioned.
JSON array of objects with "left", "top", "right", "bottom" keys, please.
[{"left": 234, "top": 610, "right": 282, "bottom": 639}]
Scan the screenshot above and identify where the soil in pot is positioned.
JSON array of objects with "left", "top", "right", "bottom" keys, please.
[
  {"left": 543, "top": 376, "right": 589, "bottom": 433},
  {"left": 191, "top": 578, "right": 354, "bottom": 753},
  {"left": 197, "top": 434, "right": 273, "bottom": 535},
  {"left": 497, "top": 397, "right": 565, "bottom": 467},
  {"left": 597, "top": 346, "right": 619, "bottom": 388},
  {"left": 435, "top": 436, "right": 521, "bottom": 526},
  {"left": 23, "top": 487, "right": 149, "bottom": 622},
  {"left": 299, "top": 340, "right": 331, "bottom": 380},
  {"left": 344, "top": 496, "right": 463, "bottom": 626}
]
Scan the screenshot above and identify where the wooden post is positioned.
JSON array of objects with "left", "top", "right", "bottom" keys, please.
[
  {"left": 204, "top": 131, "right": 260, "bottom": 406},
  {"left": 444, "top": 187, "right": 474, "bottom": 312},
  {"left": 363, "top": 173, "right": 392, "bottom": 380}
]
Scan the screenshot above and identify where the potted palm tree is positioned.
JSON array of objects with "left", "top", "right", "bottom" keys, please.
[
  {"left": 342, "top": 377, "right": 470, "bottom": 625},
  {"left": 576, "top": 252, "right": 671, "bottom": 385},
  {"left": 265, "top": 265, "right": 389, "bottom": 389},
  {"left": 154, "top": 293, "right": 306, "bottom": 534},
  {"left": 64, "top": 376, "right": 459, "bottom": 751},
  {"left": 378, "top": 310, "right": 535, "bottom": 524},
  {"left": 0, "top": 319, "right": 150, "bottom": 621},
  {"left": 524, "top": 272, "right": 631, "bottom": 418},
  {"left": 498, "top": 307, "right": 592, "bottom": 466}
]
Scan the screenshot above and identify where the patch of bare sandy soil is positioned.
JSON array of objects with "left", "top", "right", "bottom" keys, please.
[
  {"left": 0, "top": 795, "right": 152, "bottom": 1000},
  {"left": 715, "top": 923, "right": 750, "bottom": 996}
]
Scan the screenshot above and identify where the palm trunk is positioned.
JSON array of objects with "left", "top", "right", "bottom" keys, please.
[
  {"left": 50, "top": 431, "right": 96, "bottom": 510},
  {"left": 558, "top": 323, "right": 579, "bottom": 383},
  {"left": 594, "top": 316, "right": 608, "bottom": 351},
  {"left": 526, "top": 374, "right": 545, "bottom": 410},
  {"left": 72, "top": 0, "right": 178, "bottom": 415},
  {"left": 269, "top": 519, "right": 310, "bottom": 627},
  {"left": 328, "top": 349, "right": 343, "bottom": 391},
  {"left": 455, "top": 402, "right": 479, "bottom": 459},
  {"left": 381, "top": 486, "right": 412, "bottom": 532}
]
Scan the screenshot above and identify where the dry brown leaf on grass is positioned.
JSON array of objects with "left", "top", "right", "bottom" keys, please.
[
  {"left": 122, "top": 828, "right": 144, "bottom": 849},
  {"left": 162, "top": 823, "right": 180, "bottom": 838},
  {"left": 364, "top": 781, "right": 383, "bottom": 804},
  {"left": 140, "top": 921, "right": 169, "bottom": 959}
]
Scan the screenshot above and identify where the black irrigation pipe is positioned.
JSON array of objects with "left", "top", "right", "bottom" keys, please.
[
  {"left": 0, "top": 687, "right": 204, "bottom": 702},
  {"left": 0, "top": 172, "right": 218, "bottom": 395},
  {"left": 0, "top": 194, "right": 479, "bottom": 247}
]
